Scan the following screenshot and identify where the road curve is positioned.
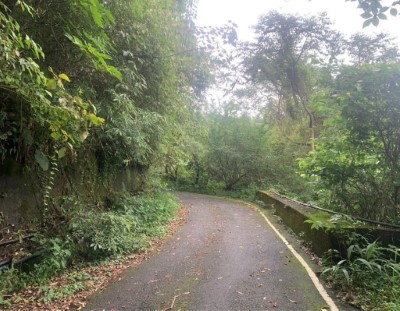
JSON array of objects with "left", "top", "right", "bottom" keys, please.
[{"left": 84, "top": 192, "right": 335, "bottom": 311}]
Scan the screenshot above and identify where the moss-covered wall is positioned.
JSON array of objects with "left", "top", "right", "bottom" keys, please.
[
  {"left": 0, "top": 158, "right": 42, "bottom": 224},
  {"left": 0, "top": 175, "right": 42, "bottom": 224},
  {"left": 257, "top": 191, "right": 400, "bottom": 256},
  {"left": 0, "top": 151, "right": 144, "bottom": 225},
  {"left": 257, "top": 191, "right": 335, "bottom": 255}
]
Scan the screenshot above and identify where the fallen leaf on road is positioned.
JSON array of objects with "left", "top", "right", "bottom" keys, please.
[{"left": 289, "top": 299, "right": 297, "bottom": 304}]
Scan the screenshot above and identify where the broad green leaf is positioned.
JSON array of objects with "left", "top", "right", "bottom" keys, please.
[
  {"left": 88, "top": 113, "right": 105, "bottom": 125},
  {"left": 356, "top": 258, "right": 373, "bottom": 270},
  {"left": 34, "top": 150, "right": 49, "bottom": 171},
  {"left": 50, "top": 131, "right": 62, "bottom": 140},
  {"left": 105, "top": 9, "right": 115, "bottom": 23},
  {"left": 22, "top": 129, "right": 33, "bottom": 145},
  {"left": 57, "top": 147, "right": 67, "bottom": 159},
  {"left": 46, "top": 79, "right": 57, "bottom": 90},
  {"left": 347, "top": 245, "right": 355, "bottom": 260},
  {"left": 58, "top": 73, "right": 71, "bottom": 82},
  {"left": 89, "top": 0, "right": 103, "bottom": 27},
  {"left": 79, "top": 131, "right": 89, "bottom": 142},
  {"left": 341, "top": 268, "right": 350, "bottom": 284},
  {"left": 107, "top": 66, "right": 123, "bottom": 81}
]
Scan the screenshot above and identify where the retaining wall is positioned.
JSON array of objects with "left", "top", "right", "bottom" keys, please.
[
  {"left": 257, "top": 190, "right": 400, "bottom": 256},
  {"left": 0, "top": 152, "right": 145, "bottom": 225}
]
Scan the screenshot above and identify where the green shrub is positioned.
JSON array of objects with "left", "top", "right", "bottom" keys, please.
[
  {"left": 69, "top": 192, "right": 180, "bottom": 258},
  {"left": 0, "top": 235, "right": 74, "bottom": 304},
  {"left": 0, "top": 192, "right": 181, "bottom": 307},
  {"left": 69, "top": 211, "right": 147, "bottom": 259},
  {"left": 30, "top": 236, "right": 73, "bottom": 282},
  {"left": 124, "top": 193, "right": 179, "bottom": 226},
  {"left": 110, "top": 192, "right": 178, "bottom": 222},
  {"left": 0, "top": 269, "right": 22, "bottom": 305}
]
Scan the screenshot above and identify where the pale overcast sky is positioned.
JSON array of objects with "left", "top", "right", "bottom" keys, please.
[{"left": 196, "top": 0, "right": 399, "bottom": 45}]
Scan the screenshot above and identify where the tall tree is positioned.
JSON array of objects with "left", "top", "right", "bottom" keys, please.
[
  {"left": 0, "top": 0, "right": 209, "bottom": 221},
  {"left": 244, "top": 12, "right": 342, "bottom": 151},
  {"left": 346, "top": 33, "right": 400, "bottom": 66},
  {"left": 299, "top": 63, "right": 400, "bottom": 221},
  {"left": 206, "top": 112, "right": 267, "bottom": 191}
]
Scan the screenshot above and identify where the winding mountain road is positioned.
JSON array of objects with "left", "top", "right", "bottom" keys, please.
[{"left": 84, "top": 192, "right": 349, "bottom": 311}]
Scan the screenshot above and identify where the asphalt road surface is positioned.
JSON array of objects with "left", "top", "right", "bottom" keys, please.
[{"left": 84, "top": 192, "right": 345, "bottom": 311}]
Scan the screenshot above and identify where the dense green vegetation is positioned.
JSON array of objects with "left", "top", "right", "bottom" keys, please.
[
  {"left": 0, "top": 191, "right": 179, "bottom": 305},
  {"left": 304, "top": 215, "right": 400, "bottom": 310},
  {"left": 1, "top": 0, "right": 400, "bottom": 309},
  {"left": 0, "top": 0, "right": 205, "bottom": 305},
  {"left": 174, "top": 12, "right": 400, "bottom": 223},
  {"left": 323, "top": 235, "right": 400, "bottom": 310},
  {"left": 173, "top": 10, "right": 400, "bottom": 310}
]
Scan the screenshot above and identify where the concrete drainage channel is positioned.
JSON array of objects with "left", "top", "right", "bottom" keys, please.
[{"left": 256, "top": 190, "right": 400, "bottom": 257}]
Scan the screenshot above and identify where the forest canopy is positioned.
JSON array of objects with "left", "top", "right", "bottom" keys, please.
[{"left": 1, "top": 1, "right": 399, "bottom": 224}]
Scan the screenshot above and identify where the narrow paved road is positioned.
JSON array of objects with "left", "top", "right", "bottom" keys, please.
[{"left": 84, "top": 193, "right": 335, "bottom": 311}]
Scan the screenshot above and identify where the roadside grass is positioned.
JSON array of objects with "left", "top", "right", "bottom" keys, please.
[
  {"left": 318, "top": 230, "right": 400, "bottom": 310},
  {"left": 0, "top": 191, "right": 182, "bottom": 308}
]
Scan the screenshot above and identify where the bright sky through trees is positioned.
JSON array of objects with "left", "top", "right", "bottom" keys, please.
[{"left": 196, "top": 0, "right": 400, "bottom": 45}]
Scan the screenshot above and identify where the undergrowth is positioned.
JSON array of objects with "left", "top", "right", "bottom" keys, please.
[
  {"left": 311, "top": 219, "right": 400, "bottom": 310},
  {"left": 0, "top": 191, "right": 180, "bottom": 307}
]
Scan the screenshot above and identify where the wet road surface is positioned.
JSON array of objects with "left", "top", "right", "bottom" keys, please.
[{"left": 84, "top": 192, "right": 340, "bottom": 311}]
